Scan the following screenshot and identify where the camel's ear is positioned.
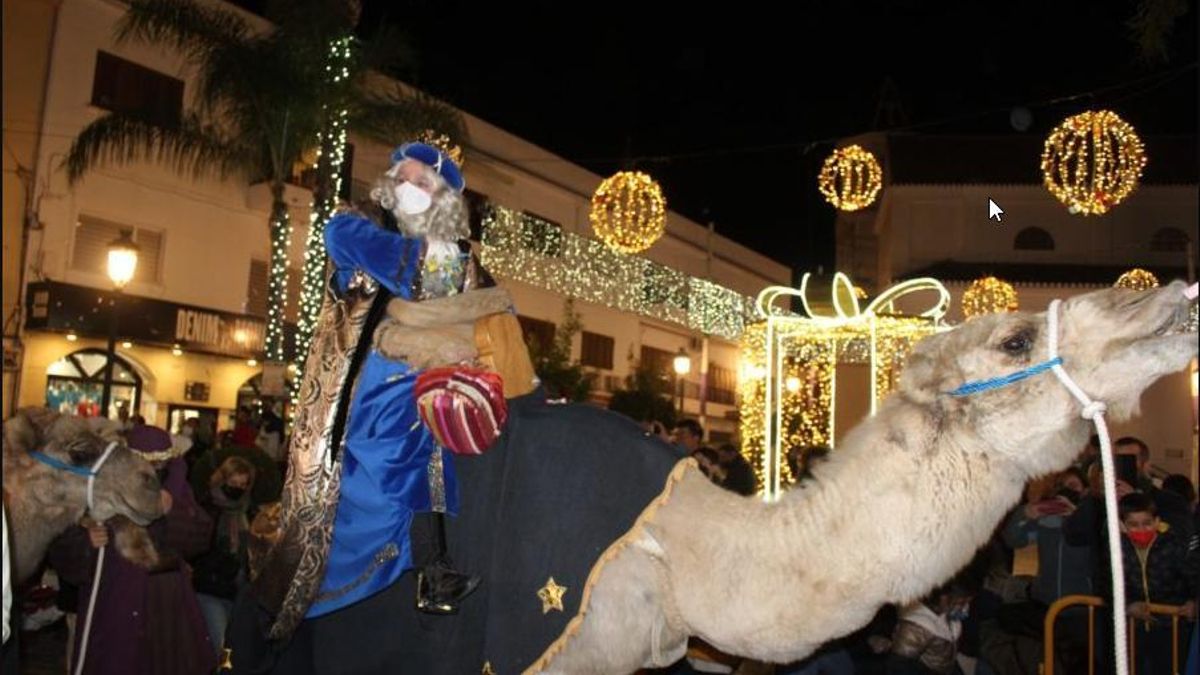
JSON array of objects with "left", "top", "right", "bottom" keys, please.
[
  {"left": 4, "top": 407, "right": 58, "bottom": 454},
  {"left": 898, "top": 331, "right": 962, "bottom": 405}
]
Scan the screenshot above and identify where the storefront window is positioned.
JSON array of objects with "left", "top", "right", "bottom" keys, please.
[{"left": 45, "top": 348, "right": 142, "bottom": 420}]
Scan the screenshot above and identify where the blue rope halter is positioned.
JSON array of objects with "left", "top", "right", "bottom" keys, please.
[
  {"left": 946, "top": 356, "right": 1063, "bottom": 397},
  {"left": 30, "top": 451, "right": 99, "bottom": 477}
]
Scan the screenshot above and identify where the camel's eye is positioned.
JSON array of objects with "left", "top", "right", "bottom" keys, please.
[{"left": 1000, "top": 331, "right": 1033, "bottom": 355}]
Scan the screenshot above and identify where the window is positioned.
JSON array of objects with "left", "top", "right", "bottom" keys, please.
[
  {"left": 463, "top": 189, "right": 490, "bottom": 242},
  {"left": 518, "top": 315, "right": 556, "bottom": 352},
  {"left": 71, "top": 216, "right": 162, "bottom": 283},
  {"left": 581, "top": 331, "right": 615, "bottom": 370},
  {"left": 706, "top": 364, "right": 737, "bottom": 405},
  {"left": 246, "top": 259, "right": 268, "bottom": 317},
  {"left": 1014, "top": 227, "right": 1054, "bottom": 251},
  {"left": 1150, "top": 227, "right": 1189, "bottom": 253},
  {"left": 45, "top": 348, "right": 142, "bottom": 419},
  {"left": 91, "top": 51, "right": 183, "bottom": 127},
  {"left": 640, "top": 345, "right": 674, "bottom": 379},
  {"left": 246, "top": 261, "right": 300, "bottom": 321}
]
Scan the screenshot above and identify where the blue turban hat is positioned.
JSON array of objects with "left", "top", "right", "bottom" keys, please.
[{"left": 390, "top": 142, "right": 465, "bottom": 193}]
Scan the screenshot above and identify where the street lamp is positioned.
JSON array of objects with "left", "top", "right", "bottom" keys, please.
[
  {"left": 100, "top": 230, "right": 139, "bottom": 418},
  {"left": 673, "top": 348, "right": 692, "bottom": 415}
]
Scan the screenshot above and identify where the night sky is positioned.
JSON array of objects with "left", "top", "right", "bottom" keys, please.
[{"left": 354, "top": 1, "right": 1197, "bottom": 274}]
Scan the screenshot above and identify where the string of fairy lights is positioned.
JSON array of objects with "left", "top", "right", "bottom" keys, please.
[{"left": 479, "top": 204, "right": 758, "bottom": 341}]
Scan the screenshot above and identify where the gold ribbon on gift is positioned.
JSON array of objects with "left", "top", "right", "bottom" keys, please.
[{"left": 756, "top": 272, "right": 950, "bottom": 325}]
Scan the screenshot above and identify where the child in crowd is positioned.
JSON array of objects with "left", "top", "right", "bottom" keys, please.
[{"left": 1119, "top": 492, "right": 1197, "bottom": 675}]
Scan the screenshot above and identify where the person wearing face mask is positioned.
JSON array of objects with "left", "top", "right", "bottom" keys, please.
[
  {"left": 193, "top": 456, "right": 257, "bottom": 657},
  {"left": 1118, "top": 492, "right": 1197, "bottom": 675},
  {"left": 234, "top": 140, "right": 511, "bottom": 670}
]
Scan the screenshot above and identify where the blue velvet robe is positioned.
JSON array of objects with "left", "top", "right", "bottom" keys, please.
[{"left": 306, "top": 213, "right": 462, "bottom": 618}]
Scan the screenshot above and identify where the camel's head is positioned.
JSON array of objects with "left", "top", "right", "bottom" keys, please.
[
  {"left": 899, "top": 281, "right": 1196, "bottom": 477},
  {"left": 3, "top": 408, "right": 163, "bottom": 525}
]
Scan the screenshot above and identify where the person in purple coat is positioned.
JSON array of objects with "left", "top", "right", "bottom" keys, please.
[{"left": 48, "top": 424, "right": 215, "bottom": 675}]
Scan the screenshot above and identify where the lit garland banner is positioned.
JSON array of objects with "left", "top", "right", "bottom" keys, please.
[
  {"left": 1114, "top": 268, "right": 1159, "bottom": 291},
  {"left": 961, "top": 276, "right": 1018, "bottom": 319},
  {"left": 588, "top": 171, "right": 668, "bottom": 254},
  {"left": 480, "top": 205, "right": 757, "bottom": 340},
  {"left": 1041, "top": 110, "right": 1147, "bottom": 216},
  {"left": 817, "top": 144, "right": 883, "bottom": 212},
  {"left": 741, "top": 274, "right": 949, "bottom": 501}
]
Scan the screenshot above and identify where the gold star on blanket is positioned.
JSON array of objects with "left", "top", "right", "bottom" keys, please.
[
  {"left": 482, "top": 661, "right": 496, "bottom": 675},
  {"left": 218, "top": 648, "right": 233, "bottom": 670},
  {"left": 537, "top": 577, "right": 568, "bottom": 614}
]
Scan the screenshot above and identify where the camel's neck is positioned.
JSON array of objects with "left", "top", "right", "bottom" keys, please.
[
  {"left": 778, "top": 399, "right": 1028, "bottom": 606},
  {"left": 5, "top": 468, "right": 86, "bottom": 585}
]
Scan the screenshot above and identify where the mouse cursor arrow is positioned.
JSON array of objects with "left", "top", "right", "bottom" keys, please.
[{"left": 988, "top": 199, "right": 1004, "bottom": 222}]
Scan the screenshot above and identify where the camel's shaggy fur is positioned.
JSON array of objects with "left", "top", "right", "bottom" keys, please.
[
  {"left": 537, "top": 282, "right": 1198, "bottom": 673},
  {"left": 3, "top": 408, "right": 163, "bottom": 584}
]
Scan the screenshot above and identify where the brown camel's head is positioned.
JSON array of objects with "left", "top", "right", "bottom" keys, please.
[
  {"left": 4, "top": 408, "right": 163, "bottom": 525},
  {"left": 899, "top": 281, "right": 1196, "bottom": 477}
]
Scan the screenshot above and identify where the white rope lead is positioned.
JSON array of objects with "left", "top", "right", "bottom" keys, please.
[
  {"left": 1047, "top": 299, "right": 1127, "bottom": 675},
  {"left": 74, "top": 440, "right": 119, "bottom": 675}
]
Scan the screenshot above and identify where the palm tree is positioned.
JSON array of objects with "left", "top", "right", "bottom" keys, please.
[{"left": 65, "top": 0, "right": 464, "bottom": 363}]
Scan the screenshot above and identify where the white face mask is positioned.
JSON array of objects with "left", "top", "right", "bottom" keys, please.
[{"left": 394, "top": 181, "right": 432, "bottom": 215}]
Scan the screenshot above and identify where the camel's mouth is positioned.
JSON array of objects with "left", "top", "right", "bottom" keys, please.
[
  {"left": 118, "top": 494, "right": 161, "bottom": 526},
  {"left": 1151, "top": 301, "right": 1197, "bottom": 337},
  {"left": 1133, "top": 286, "right": 1197, "bottom": 341}
]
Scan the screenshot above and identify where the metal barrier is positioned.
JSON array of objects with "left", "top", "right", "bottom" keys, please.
[{"left": 1042, "top": 594, "right": 1189, "bottom": 675}]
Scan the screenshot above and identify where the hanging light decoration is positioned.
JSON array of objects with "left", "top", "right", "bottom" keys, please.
[
  {"left": 589, "top": 171, "right": 667, "bottom": 254},
  {"left": 1114, "top": 268, "right": 1159, "bottom": 291},
  {"left": 817, "top": 144, "right": 883, "bottom": 211},
  {"left": 418, "top": 129, "right": 464, "bottom": 169},
  {"left": 962, "top": 276, "right": 1019, "bottom": 319},
  {"left": 1041, "top": 110, "right": 1147, "bottom": 216}
]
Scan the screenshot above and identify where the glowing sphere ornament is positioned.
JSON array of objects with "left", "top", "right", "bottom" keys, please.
[
  {"left": 1041, "top": 110, "right": 1146, "bottom": 216},
  {"left": 818, "top": 144, "right": 883, "bottom": 212},
  {"left": 962, "top": 276, "right": 1019, "bottom": 319},
  {"left": 589, "top": 171, "right": 667, "bottom": 254},
  {"left": 1114, "top": 268, "right": 1159, "bottom": 291}
]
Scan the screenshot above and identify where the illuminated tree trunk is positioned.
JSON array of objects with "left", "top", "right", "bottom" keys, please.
[
  {"left": 293, "top": 36, "right": 352, "bottom": 404},
  {"left": 266, "top": 182, "right": 292, "bottom": 362}
]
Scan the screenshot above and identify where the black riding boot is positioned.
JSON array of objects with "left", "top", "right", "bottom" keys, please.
[{"left": 413, "top": 512, "right": 480, "bottom": 615}]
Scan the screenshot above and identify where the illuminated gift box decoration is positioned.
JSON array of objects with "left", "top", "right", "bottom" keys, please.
[{"left": 739, "top": 273, "right": 950, "bottom": 500}]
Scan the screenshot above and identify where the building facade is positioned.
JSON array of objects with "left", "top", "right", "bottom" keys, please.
[{"left": 4, "top": 0, "right": 790, "bottom": 444}]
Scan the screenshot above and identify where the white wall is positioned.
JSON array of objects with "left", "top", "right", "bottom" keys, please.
[{"left": 885, "top": 184, "right": 1197, "bottom": 278}]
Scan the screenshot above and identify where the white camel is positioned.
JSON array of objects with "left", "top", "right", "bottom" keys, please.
[
  {"left": 3, "top": 408, "right": 163, "bottom": 585},
  {"left": 532, "top": 281, "right": 1197, "bottom": 673}
]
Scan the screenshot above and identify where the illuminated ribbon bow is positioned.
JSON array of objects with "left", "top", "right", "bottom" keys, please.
[{"left": 756, "top": 272, "right": 950, "bottom": 325}]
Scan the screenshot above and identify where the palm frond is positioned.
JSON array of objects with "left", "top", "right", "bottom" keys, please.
[
  {"left": 64, "top": 112, "right": 256, "bottom": 184},
  {"left": 116, "top": 0, "right": 252, "bottom": 66},
  {"left": 349, "top": 85, "right": 467, "bottom": 148},
  {"left": 356, "top": 24, "right": 419, "bottom": 79}
]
